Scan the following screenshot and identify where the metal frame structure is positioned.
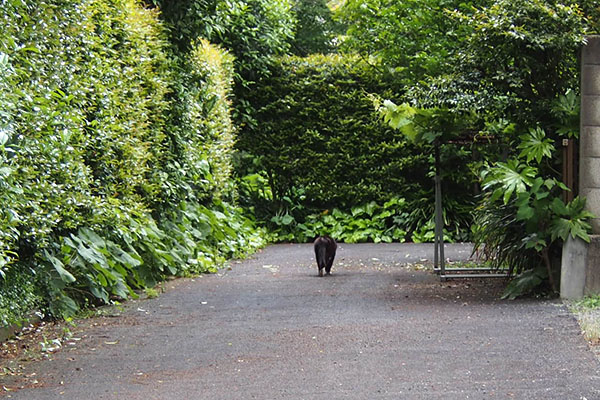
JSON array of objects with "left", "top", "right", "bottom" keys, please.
[{"left": 432, "top": 142, "right": 510, "bottom": 281}]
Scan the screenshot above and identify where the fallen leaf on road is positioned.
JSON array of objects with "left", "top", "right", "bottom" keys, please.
[{"left": 262, "top": 265, "right": 279, "bottom": 273}]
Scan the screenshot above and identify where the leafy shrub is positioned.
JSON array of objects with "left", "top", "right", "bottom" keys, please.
[
  {"left": 290, "top": 0, "right": 341, "bottom": 56},
  {"left": 269, "top": 198, "right": 409, "bottom": 243},
  {"left": 239, "top": 54, "right": 421, "bottom": 206},
  {"left": 474, "top": 123, "right": 593, "bottom": 298},
  {"left": 155, "top": 0, "right": 296, "bottom": 131},
  {"left": 0, "top": 268, "right": 41, "bottom": 327},
  {"left": 155, "top": 0, "right": 295, "bottom": 78},
  {"left": 157, "top": 38, "right": 237, "bottom": 206},
  {"left": 418, "top": 0, "right": 587, "bottom": 122},
  {"left": 337, "top": 0, "right": 487, "bottom": 85},
  {"left": 268, "top": 196, "right": 468, "bottom": 244},
  {"left": 369, "top": 0, "right": 590, "bottom": 297},
  {"left": 236, "top": 53, "right": 480, "bottom": 242},
  {"left": 0, "top": 0, "right": 263, "bottom": 323}
]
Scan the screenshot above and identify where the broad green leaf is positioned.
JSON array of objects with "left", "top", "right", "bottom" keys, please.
[
  {"left": 351, "top": 205, "right": 363, "bottom": 216},
  {"left": 502, "top": 268, "right": 547, "bottom": 300},
  {"left": 365, "top": 201, "right": 377, "bottom": 216},
  {"left": 0, "top": 130, "right": 8, "bottom": 146},
  {"left": 44, "top": 251, "right": 76, "bottom": 283},
  {"left": 550, "top": 197, "right": 568, "bottom": 216},
  {"left": 380, "top": 101, "right": 419, "bottom": 141},
  {"left": 518, "top": 127, "right": 554, "bottom": 164},
  {"left": 79, "top": 228, "right": 106, "bottom": 247},
  {"left": 516, "top": 204, "right": 535, "bottom": 221},
  {"left": 280, "top": 214, "right": 294, "bottom": 225},
  {"left": 483, "top": 160, "right": 536, "bottom": 204},
  {"left": 0, "top": 166, "right": 12, "bottom": 177},
  {"left": 551, "top": 218, "right": 582, "bottom": 242},
  {"left": 54, "top": 295, "right": 80, "bottom": 319}
]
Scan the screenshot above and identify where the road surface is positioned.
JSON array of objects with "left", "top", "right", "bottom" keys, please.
[{"left": 3, "top": 243, "right": 600, "bottom": 399}]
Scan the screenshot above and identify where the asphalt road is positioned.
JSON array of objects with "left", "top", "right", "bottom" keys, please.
[{"left": 4, "top": 243, "right": 600, "bottom": 399}]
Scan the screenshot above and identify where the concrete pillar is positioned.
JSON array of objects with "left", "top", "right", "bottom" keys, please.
[
  {"left": 561, "top": 236, "right": 588, "bottom": 299},
  {"left": 561, "top": 236, "right": 600, "bottom": 299},
  {"left": 580, "top": 35, "right": 600, "bottom": 233},
  {"left": 561, "top": 36, "right": 600, "bottom": 299}
]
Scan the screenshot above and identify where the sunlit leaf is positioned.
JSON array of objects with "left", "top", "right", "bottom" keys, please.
[{"left": 518, "top": 127, "right": 554, "bottom": 164}]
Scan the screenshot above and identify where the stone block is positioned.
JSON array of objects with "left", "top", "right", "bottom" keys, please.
[
  {"left": 593, "top": 219, "right": 600, "bottom": 235},
  {"left": 579, "top": 187, "right": 600, "bottom": 207},
  {"left": 581, "top": 95, "right": 600, "bottom": 126},
  {"left": 580, "top": 127, "right": 600, "bottom": 157},
  {"left": 580, "top": 157, "right": 600, "bottom": 188},
  {"left": 561, "top": 235, "right": 600, "bottom": 299},
  {"left": 586, "top": 243, "right": 600, "bottom": 295},
  {"left": 561, "top": 236, "right": 589, "bottom": 299},
  {"left": 583, "top": 36, "right": 600, "bottom": 65},
  {"left": 582, "top": 65, "right": 600, "bottom": 95},
  {"left": 569, "top": 37, "right": 600, "bottom": 299}
]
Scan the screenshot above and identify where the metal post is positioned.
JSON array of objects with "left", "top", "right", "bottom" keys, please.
[
  {"left": 434, "top": 143, "right": 445, "bottom": 276},
  {"left": 431, "top": 142, "right": 510, "bottom": 280}
]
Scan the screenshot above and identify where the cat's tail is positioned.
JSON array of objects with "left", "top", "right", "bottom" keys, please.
[{"left": 316, "top": 243, "right": 327, "bottom": 270}]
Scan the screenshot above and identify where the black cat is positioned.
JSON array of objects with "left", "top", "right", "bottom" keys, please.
[{"left": 313, "top": 236, "right": 337, "bottom": 277}]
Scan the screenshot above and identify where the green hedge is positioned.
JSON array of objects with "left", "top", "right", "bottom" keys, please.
[
  {"left": 0, "top": 0, "right": 262, "bottom": 323},
  {"left": 237, "top": 54, "right": 424, "bottom": 206},
  {"left": 236, "top": 54, "right": 477, "bottom": 241}
]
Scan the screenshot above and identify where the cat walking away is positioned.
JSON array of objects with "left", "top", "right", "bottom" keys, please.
[{"left": 313, "top": 236, "right": 337, "bottom": 277}]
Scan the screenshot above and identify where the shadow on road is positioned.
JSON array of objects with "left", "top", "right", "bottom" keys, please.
[{"left": 2, "top": 243, "right": 599, "bottom": 400}]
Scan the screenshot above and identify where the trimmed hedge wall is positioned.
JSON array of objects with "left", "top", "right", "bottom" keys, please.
[
  {"left": 0, "top": 0, "right": 261, "bottom": 324},
  {"left": 237, "top": 54, "right": 429, "bottom": 208},
  {"left": 236, "top": 54, "right": 477, "bottom": 241}
]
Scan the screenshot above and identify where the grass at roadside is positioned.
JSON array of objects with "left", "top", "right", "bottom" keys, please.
[{"left": 568, "top": 295, "right": 600, "bottom": 357}]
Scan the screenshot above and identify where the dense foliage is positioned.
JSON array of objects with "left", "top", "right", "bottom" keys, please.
[
  {"left": 1, "top": 0, "right": 597, "bottom": 325},
  {"left": 0, "top": 0, "right": 263, "bottom": 325},
  {"left": 290, "top": 0, "right": 341, "bottom": 56},
  {"left": 337, "top": 0, "right": 489, "bottom": 84},
  {"left": 266, "top": 197, "right": 469, "bottom": 244},
  {"left": 423, "top": 0, "right": 585, "bottom": 117},
  {"left": 473, "top": 94, "right": 591, "bottom": 298},
  {"left": 236, "top": 54, "right": 476, "bottom": 242},
  {"left": 239, "top": 54, "right": 404, "bottom": 206},
  {"left": 369, "top": 0, "right": 594, "bottom": 296},
  {"left": 457, "top": 1, "right": 589, "bottom": 296},
  {"left": 152, "top": 0, "right": 297, "bottom": 144},
  {"left": 153, "top": 0, "right": 295, "bottom": 76}
]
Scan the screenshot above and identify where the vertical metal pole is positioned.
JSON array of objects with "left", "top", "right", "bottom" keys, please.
[
  {"left": 434, "top": 143, "right": 445, "bottom": 276},
  {"left": 438, "top": 174, "right": 445, "bottom": 274},
  {"left": 434, "top": 176, "right": 439, "bottom": 272},
  {"left": 434, "top": 175, "right": 440, "bottom": 271}
]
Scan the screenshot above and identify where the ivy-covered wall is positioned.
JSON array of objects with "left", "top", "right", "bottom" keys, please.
[{"left": 0, "top": 0, "right": 261, "bottom": 324}]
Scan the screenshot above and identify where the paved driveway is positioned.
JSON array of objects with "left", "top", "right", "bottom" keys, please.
[{"left": 4, "top": 243, "right": 600, "bottom": 399}]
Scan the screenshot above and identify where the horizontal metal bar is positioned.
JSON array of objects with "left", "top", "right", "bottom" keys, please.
[
  {"left": 434, "top": 268, "right": 510, "bottom": 273},
  {"left": 440, "top": 273, "right": 510, "bottom": 281}
]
